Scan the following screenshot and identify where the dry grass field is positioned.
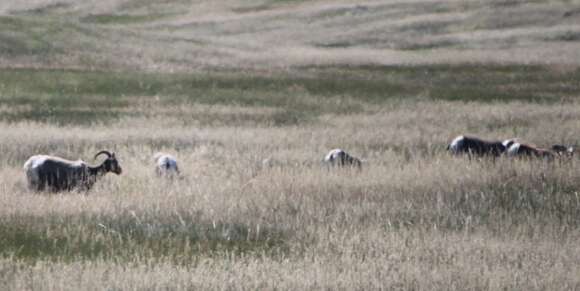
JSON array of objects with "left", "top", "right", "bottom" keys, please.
[{"left": 1, "top": 0, "right": 580, "bottom": 290}]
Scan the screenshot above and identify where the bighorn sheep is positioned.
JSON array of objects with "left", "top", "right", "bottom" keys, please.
[
  {"left": 506, "top": 142, "right": 576, "bottom": 159},
  {"left": 23, "top": 150, "right": 122, "bottom": 192},
  {"left": 153, "top": 152, "right": 180, "bottom": 177},
  {"left": 551, "top": 144, "right": 575, "bottom": 157},
  {"left": 506, "top": 142, "right": 555, "bottom": 159},
  {"left": 324, "top": 149, "right": 362, "bottom": 169},
  {"left": 447, "top": 135, "right": 514, "bottom": 157}
]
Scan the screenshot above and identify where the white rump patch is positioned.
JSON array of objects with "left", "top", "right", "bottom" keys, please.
[
  {"left": 448, "top": 136, "right": 465, "bottom": 153},
  {"left": 23, "top": 155, "right": 48, "bottom": 171},
  {"left": 502, "top": 138, "right": 517, "bottom": 149},
  {"left": 506, "top": 143, "right": 521, "bottom": 156},
  {"left": 154, "top": 153, "right": 179, "bottom": 173},
  {"left": 324, "top": 149, "right": 344, "bottom": 162},
  {"left": 23, "top": 155, "right": 49, "bottom": 188}
]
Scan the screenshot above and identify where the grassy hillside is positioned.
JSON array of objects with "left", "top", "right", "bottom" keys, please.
[
  {"left": 0, "top": 0, "right": 580, "bottom": 70},
  {"left": 1, "top": 1, "right": 580, "bottom": 290}
]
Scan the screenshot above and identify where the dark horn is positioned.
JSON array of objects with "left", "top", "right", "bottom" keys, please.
[{"left": 94, "top": 150, "right": 113, "bottom": 160}]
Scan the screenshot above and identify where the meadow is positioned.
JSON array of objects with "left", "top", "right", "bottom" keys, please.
[{"left": 1, "top": 0, "right": 580, "bottom": 290}]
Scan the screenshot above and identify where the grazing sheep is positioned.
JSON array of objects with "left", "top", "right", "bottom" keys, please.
[
  {"left": 324, "top": 149, "right": 362, "bottom": 169},
  {"left": 506, "top": 142, "right": 555, "bottom": 159},
  {"left": 447, "top": 135, "right": 514, "bottom": 157},
  {"left": 24, "top": 150, "right": 122, "bottom": 192},
  {"left": 153, "top": 152, "right": 180, "bottom": 177},
  {"left": 551, "top": 144, "right": 575, "bottom": 157}
]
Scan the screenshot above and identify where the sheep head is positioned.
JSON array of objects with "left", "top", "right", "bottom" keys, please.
[{"left": 95, "top": 150, "right": 122, "bottom": 175}]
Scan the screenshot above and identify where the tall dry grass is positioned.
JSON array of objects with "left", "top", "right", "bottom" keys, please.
[
  {"left": 1, "top": 100, "right": 580, "bottom": 290},
  {"left": 1, "top": 0, "right": 580, "bottom": 289}
]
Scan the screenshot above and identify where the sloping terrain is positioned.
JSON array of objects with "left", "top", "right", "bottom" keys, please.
[
  {"left": 0, "top": 0, "right": 579, "bottom": 71},
  {"left": 2, "top": 2, "right": 580, "bottom": 290}
]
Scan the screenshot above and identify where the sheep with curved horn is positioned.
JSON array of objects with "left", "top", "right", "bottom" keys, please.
[
  {"left": 323, "top": 149, "right": 362, "bottom": 170},
  {"left": 24, "top": 150, "right": 122, "bottom": 192}
]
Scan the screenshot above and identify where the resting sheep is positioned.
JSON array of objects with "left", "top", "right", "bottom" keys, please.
[
  {"left": 324, "top": 149, "right": 362, "bottom": 169},
  {"left": 507, "top": 142, "right": 576, "bottom": 160},
  {"left": 24, "top": 150, "right": 122, "bottom": 192},
  {"left": 551, "top": 144, "right": 575, "bottom": 157},
  {"left": 506, "top": 142, "right": 555, "bottom": 159},
  {"left": 153, "top": 152, "right": 180, "bottom": 177},
  {"left": 447, "top": 135, "right": 514, "bottom": 157}
]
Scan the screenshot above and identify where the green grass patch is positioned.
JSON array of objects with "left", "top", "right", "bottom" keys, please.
[
  {"left": 0, "top": 65, "right": 579, "bottom": 125},
  {"left": 0, "top": 16, "right": 57, "bottom": 56},
  {"left": 81, "top": 13, "right": 173, "bottom": 25},
  {"left": 1, "top": 108, "right": 123, "bottom": 126},
  {"left": 18, "top": 3, "right": 71, "bottom": 15},
  {"left": 0, "top": 212, "right": 287, "bottom": 263},
  {"left": 232, "top": 4, "right": 273, "bottom": 14},
  {"left": 118, "top": 0, "right": 192, "bottom": 11},
  {"left": 305, "top": 64, "right": 580, "bottom": 103},
  {"left": 546, "top": 31, "right": 580, "bottom": 42}
]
